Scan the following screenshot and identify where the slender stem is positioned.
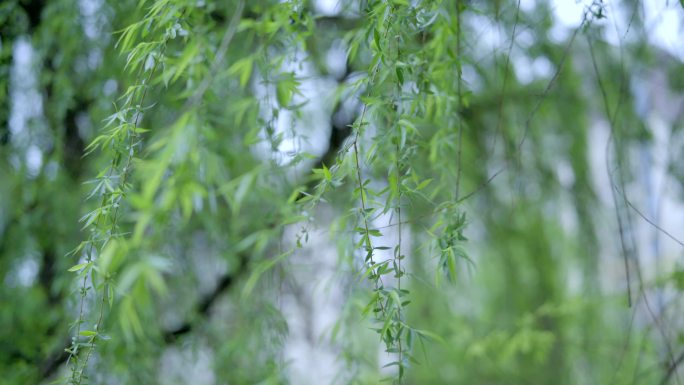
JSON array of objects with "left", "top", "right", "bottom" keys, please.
[
  {"left": 395, "top": 142, "right": 403, "bottom": 379},
  {"left": 351, "top": 6, "right": 394, "bottom": 316},
  {"left": 492, "top": 0, "right": 521, "bottom": 156},
  {"left": 185, "top": 1, "right": 245, "bottom": 110},
  {"left": 70, "top": 27, "right": 169, "bottom": 385},
  {"left": 454, "top": 0, "right": 463, "bottom": 201}
]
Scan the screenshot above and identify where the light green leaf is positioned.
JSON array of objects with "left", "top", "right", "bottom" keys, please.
[
  {"left": 276, "top": 78, "right": 294, "bottom": 107},
  {"left": 68, "top": 262, "right": 91, "bottom": 272},
  {"left": 242, "top": 250, "right": 293, "bottom": 298}
]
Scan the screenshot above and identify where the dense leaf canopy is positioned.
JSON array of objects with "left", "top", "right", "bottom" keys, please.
[{"left": 1, "top": 0, "right": 684, "bottom": 384}]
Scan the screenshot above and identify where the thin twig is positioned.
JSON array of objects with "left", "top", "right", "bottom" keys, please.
[
  {"left": 662, "top": 345, "right": 684, "bottom": 384},
  {"left": 587, "top": 31, "right": 681, "bottom": 385},
  {"left": 351, "top": 6, "right": 394, "bottom": 316},
  {"left": 458, "top": 12, "right": 589, "bottom": 203},
  {"left": 185, "top": 1, "right": 245, "bottom": 110},
  {"left": 455, "top": 0, "right": 464, "bottom": 200},
  {"left": 491, "top": 0, "right": 521, "bottom": 159}
]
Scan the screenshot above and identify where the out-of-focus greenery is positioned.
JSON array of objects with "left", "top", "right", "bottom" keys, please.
[{"left": 1, "top": 0, "right": 683, "bottom": 384}]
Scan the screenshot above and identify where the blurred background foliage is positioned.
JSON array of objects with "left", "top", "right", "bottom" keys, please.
[{"left": 1, "top": 0, "right": 684, "bottom": 384}]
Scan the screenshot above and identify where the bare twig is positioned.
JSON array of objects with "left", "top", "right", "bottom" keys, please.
[{"left": 185, "top": 1, "right": 245, "bottom": 109}]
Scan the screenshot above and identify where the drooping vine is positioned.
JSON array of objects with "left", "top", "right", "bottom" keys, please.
[
  {"left": 65, "top": 4, "right": 186, "bottom": 383},
  {"left": 347, "top": 2, "right": 423, "bottom": 382},
  {"left": 349, "top": 0, "right": 393, "bottom": 356}
]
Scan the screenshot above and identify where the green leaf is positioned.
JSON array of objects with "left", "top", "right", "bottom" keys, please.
[
  {"left": 68, "top": 262, "right": 91, "bottom": 272},
  {"left": 416, "top": 178, "right": 432, "bottom": 190},
  {"left": 671, "top": 270, "right": 684, "bottom": 290},
  {"left": 276, "top": 76, "right": 296, "bottom": 107},
  {"left": 227, "top": 56, "right": 254, "bottom": 88},
  {"left": 368, "top": 229, "right": 382, "bottom": 237},
  {"left": 389, "top": 289, "right": 402, "bottom": 309},
  {"left": 79, "top": 208, "right": 101, "bottom": 230},
  {"left": 446, "top": 247, "right": 457, "bottom": 281},
  {"left": 396, "top": 67, "right": 404, "bottom": 85},
  {"left": 414, "top": 327, "right": 446, "bottom": 344},
  {"left": 242, "top": 250, "right": 293, "bottom": 298},
  {"left": 322, "top": 164, "right": 332, "bottom": 181},
  {"left": 170, "top": 41, "right": 199, "bottom": 83},
  {"left": 108, "top": 285, "right": 114, "bottom": 308}
]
